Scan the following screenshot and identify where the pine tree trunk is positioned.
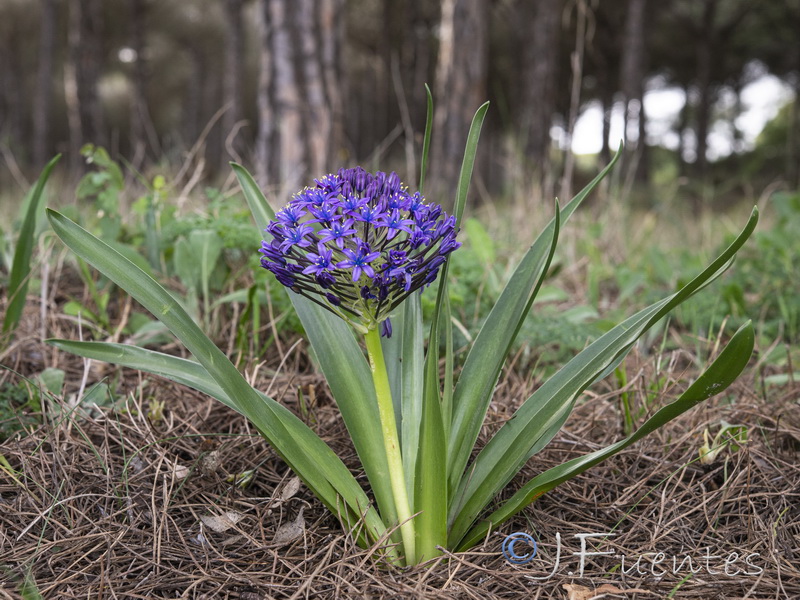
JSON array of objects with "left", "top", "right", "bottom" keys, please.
[
  {"left": 184, "top": 46, "right": 204, "bottom": 148},
  {"left": 788, "top": 81, "right": 800, "bottom": 188},
  {"left": 33, "top": 0, "right": 57, "bottom": 168},
  {"left": 320, "top": 0, "right": 346, "bottom": 164},
  {"left": 271, "top": 0, "right": 306, "bottom": 189},
  {"left": 1, "top": 30, "right": 25, "bottom": 157},
  {"left": 694, "top": 0, "right": 717, "bottom": 180},
  {"left": 789, "top": 8, "right": 800, "bottom": 188},
  {"left": 129, "top": 0, "right": 148, "bottom": 161},
  {"left": 258, "top": 0, "right": 342, "bottom": 190},
  {"left": 78, "top": 0, "right": 105, "bottom": 148},
  {"left": 223, "top": 0, "right": 244, "bottom": 164},
  {"left": 432, "top": 0, "right": 489, "bottom": 199},
  {"left": 637, "top": 84, "right": 649, "bottom": 184},
  {"left": 256, "top": 0, "right": 276, "bottom": 185},
  {"left": 676, "top": 83, "right": 690, "bottom": 176},
  {"left": 521, "top": 0, "right": 561, "bottom": 190},
  {"left": 298, "top": 0, "right": 331, "bottom": 176},
  {"left": 65, "top": 0, "right": 83, "bottom": 170},
  {"left": 598, "top": 60, "right": 613, "bottom": 166},
  {"left": 620, "top": 0, "right": 647, "bottom": 183}
]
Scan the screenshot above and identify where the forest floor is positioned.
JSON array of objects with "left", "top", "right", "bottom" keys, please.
[{"left": 1, "top": 286, "right": 799, "bottom": 600}]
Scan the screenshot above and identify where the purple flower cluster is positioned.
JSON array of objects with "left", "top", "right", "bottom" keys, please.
[{"left": 259, "top": 167, "right": 460, "bottom": 335}]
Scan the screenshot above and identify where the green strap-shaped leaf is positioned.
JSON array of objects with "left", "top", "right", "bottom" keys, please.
[
  {"left": 381, "top": 295, "right": 424, "bottom": 496},
  {"left": 426, "top": 101, "right": 490, "bottom": 347},
  {"left": 446, "top": 203, "right": 560, "bottom": 493},
  {"left": 455, "top": 320, "right": 755, "bottom": 551},
  {"left": 424, "top": 101, "right": 490, "bottom": 361},
  {"left": 414, "top": 329, "right": 448, "bottom": 561},
  {"left": 3, "top": 155, "right": 60, "bottom": 335},
  {"left": 441, "top": 291, "right": 454, "bottom": 438},
  {"left": 46, "top": 210, "right": 390, "bottom": 550},
  {"left": 47, "top": 340, "right": 251, "bottom": 415},
  {"left": 453, "top": 102, "right": 489, "bottom": 227},
  {"left": 418, "top": 101, "right": 488, "bottom": 494},
  {"left": 231, "top": 163, "right": 399, "bottom": 532},
  {"left": 447, "top": 207, "right": 759, "bottom": 546},
  {"left": 424, "top": 100, "right": 490, "bottom": 378},
  {"left": 410, "top": 100, "right": 490, "bottom": 562},
  {"left": 447, "top": 151, "right": 620, "bottom": 494},
  {"left": 418, "top": 84, "right": 434, "bottom": 194},
  {"left": 231, "top": 163, "right": 276, "bottom": 230}
]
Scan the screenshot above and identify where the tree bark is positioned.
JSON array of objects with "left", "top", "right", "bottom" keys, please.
[
  {"left": 560, "top": 0, "right": 590, "bottom": 202},
  {"left": 298, "top": 0, "right": 331, "bottom": 176},
  {"left": 0, "top": 29, "right": 25, "bottom": 156},
  {"left": 620, "top": 0, "right": 648, "bottom": 182},
  {"left": 184, "top": 45, "right": 204, "bottom": 148},
  {"left": 79, "top": 0, "right": 105, "bottom": 148},
  {"left": 256, "top": 0, "right": 276, "bottom": 185},
  {"left": 789, "top": 8, "right": 800, "bottom": 187},
  {"left": 319, "top": 0, "right": 346, "bottom": 165},
  {"left": 636, "top": 83, "right": 649, "bottom": 184},
  {"left": 598, "top": 61, "right": 614, "bottom": 166},
  {"left": 33, "top": 0, "right": 57, "bottom": 168},
  {"left": 432, "top": 0, "right": 489, "bottom": 199},
  {"left": 257, "top": 0, "right": 342, "bottom": 190},
  {"left": 271, "top": 0, "right": 306, "bottom": 189},
  {"left": 676, "top": 82, "right": 690, "bottom": 176},
  {"left": 129, "top": 0, "right": 149, "bottom": 161},
  {"left": 789, "top": 87, "right": 800, "bottom": 188},
  {"left": 223, "top": 0, "right": 244, "bottom": 164},
  {"left": 521, "top": 0, "right": 561, "bottom": 189},
  {"left": 65, "top": 0, "right": 83, "bottom": 170},
  {"left": 694, "top": 0, "right": 717, "bottom": 180},
  {"left": 65, "top": 0, "right": 105, "bottom": 166}
]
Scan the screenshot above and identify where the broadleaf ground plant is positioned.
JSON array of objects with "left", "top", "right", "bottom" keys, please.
[{"left": 49, "top": 95, "right": 757, "bottom": 567}]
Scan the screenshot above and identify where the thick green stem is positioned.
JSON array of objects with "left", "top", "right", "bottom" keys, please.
[{"left": 364, "top": 326, "right": 416, "bottom": 565}]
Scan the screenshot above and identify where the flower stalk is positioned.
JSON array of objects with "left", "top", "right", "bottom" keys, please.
[{"left": 364, "top": 325, "right": 416, "bottom": 565}]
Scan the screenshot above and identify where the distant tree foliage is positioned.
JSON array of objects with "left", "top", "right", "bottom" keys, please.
[{"left": 0, "top": 0, "right": 797, "bottom": 193}]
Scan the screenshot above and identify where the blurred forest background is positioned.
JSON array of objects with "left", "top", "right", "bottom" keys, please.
[{"left": 1, "top": 0, "right": 798, "bottom": 204}]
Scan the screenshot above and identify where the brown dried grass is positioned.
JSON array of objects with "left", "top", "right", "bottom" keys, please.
[{"left": 1, "top": 295, "right": 799, "bottom": 599}]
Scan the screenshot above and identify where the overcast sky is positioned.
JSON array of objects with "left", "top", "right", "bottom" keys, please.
[{"left": 570, "top": 74, "right": 795, "bottom": 159}]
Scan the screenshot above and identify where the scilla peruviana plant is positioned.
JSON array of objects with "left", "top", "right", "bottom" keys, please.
[{"left": 47, "top": 94, "right": 758, "bottom": 567}]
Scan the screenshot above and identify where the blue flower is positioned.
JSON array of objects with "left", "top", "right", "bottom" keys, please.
[
  {"left": 314, "top": 174, "right": 341, "bottom": 193},
  {"left": 325, "top": 292, "right": 342, "bottom": 306},
  {"left": 381, "top": 318, "right": 393, "bottom": 338},
  {"left": 319, "top": 219, "right": 357, "bottom": 248},
  {"left": 338, "top": 247, "right": 381, "bottom": 281},
  {"left": 279, "top": 223, "right": 315, "bottom": 252},
  {"left": 276, "top": 205, "right": 306, "bottom": 226},
  {"left": 340, "top": 194, "right": 369, "bottom": 214},
  {"left": 302, "top": 243, "right": 334, "bottom": 276},
  {"left": 259, "top": 239, "right": 286, "bottom": 264},
  {"left": 259, "top": 167, "right": 461, "bottom": 332},
  {"left": 388, "top": 249, "right": 407, "bottom": 265},
  {"left": 355, "top": 205, "right": 383, "bottom": 226},
  {"left": 377, "top": 209, "right": 415, "bottom": 240},
  {"left": 308, "top": 201, "right": 338, "bottom": 225}
]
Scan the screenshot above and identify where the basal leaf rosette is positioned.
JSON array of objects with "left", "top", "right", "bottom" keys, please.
[{"left": 259, "top": 166, "right": 460, "bottom": 335}]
